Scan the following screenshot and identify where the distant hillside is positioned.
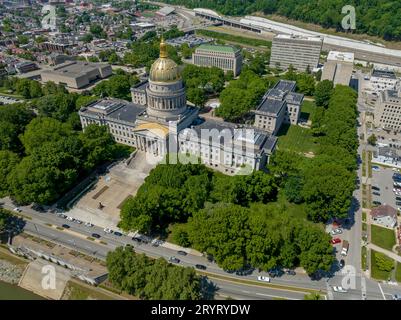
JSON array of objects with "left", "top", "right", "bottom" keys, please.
[{"left": 160, "top": 0, "right": 401, "bottom": 41}]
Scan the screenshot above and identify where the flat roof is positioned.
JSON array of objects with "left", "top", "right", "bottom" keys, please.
[
  {"left": 197, "top": 44, "right": 239, "bottom": 54},
  {"left": 327, "top": 51, "right": 354, "bottom": 63},
  {"left": 274, "top": 80, "right": 296, "bottom": 92},
  {"left": 41, "top": 61, "right": 109, "bottom": 78},
  {"left": 257, "top": 97, "right": 286, "bottom": 115},
  {"left": 81, "top": 98, "right": 146, "bottom": 123},
  {"left": 372, "top": 69, "right": 397, "bottom": 80},
  {"left": 275, "top": 34, "right": 323, "bottom": 43}
]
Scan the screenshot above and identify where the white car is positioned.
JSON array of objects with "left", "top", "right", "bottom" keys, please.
[
  {"left": 257, "top": 276, "right": 270, "bottom": 282},
  {"left": 104, "top": 228, "right": 113, "bottom": 234},
  {"left": 330, "top": 228, "right": 343, "bottom": 235},
  {"left": 332, "top": 286, "right": 348, "bottom": 293},
  {"left": 13, "top": 207, "right": 22, "bottom": 212},
  {"left": 84, "top": 222, "right": 93, "bottom": 227},
  {"left": 74, "top": 219, "right": 82, "bottom": 224},
  {"left": 66, "top": 216, "right": 74, "bottom": 222}
]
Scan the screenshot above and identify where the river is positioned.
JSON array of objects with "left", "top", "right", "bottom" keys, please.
[{"left": 0, "top": 280, "right": 44, "bottom": 300}]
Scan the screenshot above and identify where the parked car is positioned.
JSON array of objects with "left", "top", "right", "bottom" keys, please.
[
  {"left": 372, "top": 186, "right": 380, "bottom": 191},
  {"left": 13, "top": 207, "right": 22, "bottom": 213},
  {"left": 372, "top": 166, "right": 380, "bottom": 171},
  {"left": 392, "top": 294, "right": 401, "bottom": 300},
  {"left": 195, "top": 264, "right": 207, "bottom": 270},
  {"left": 331, "top": 238, "right": 341, "bottom": 245},
  {"left": 330, "top": 228, "right": 343, "bottom": 235},
  {"left": 257, "top": 276, "right": 270, "bottom": 282},
  {"left": 372, "top": 191, "right": 380, "bottom": 196},
  {"left": 285, "top": 270, "right": 296, "bottom": 276},
  {"left": 57, "top": 213, "right": 67, "bottom": 219},
  {"left": 339, "top": 259, "right": 345, "bottom": 268},
  {"left": 91, "top": 233, "right": 101, "bottom": 239},
  {"left": 114, "top": 231, "right": 123, "bottom": 237},
  {"left": 168, "top": 257, "right": 180, "bottom": 264},
  {"left": 177, "top": 250, "right": 187, "bottom": 256},
  {"left": 74, "top": 219, "right": 82, "bottom": 224},
  {"left": 332, "top": 286, "right": 348, "bottom": 293},
  {"left": 396, "top": 201, "right": 401, "bottom": 206},
  {"left": 373, "top": 201, "right": 382, "bottom": 206},
  {"left": 62, "top": 224, "right": 70, "bottom": 229},
  {"left": 84, "top": 222, "right": 93, "bottom": 227},
  {"left": 66, "top": 216, "right": 74, "bottom": 222},
  {"left": 103, "top": 228, "right": 113, "bottom": 234},
  {"left": 132, "top": 236, "right": 142, "bottom": 243}
]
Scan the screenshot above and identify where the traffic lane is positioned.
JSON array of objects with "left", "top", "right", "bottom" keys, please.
[
  {"left": 211, "top": 279, "right": 306, "bottom": 300},
  {"left": 7, "top": 200, "right": 331, "bottom": 292},
  {"left": 23, "top": 221, "right": 112, "bottom": 259},
  {"left": 22, "top": 222, "right": 310, "bottom": 301}
]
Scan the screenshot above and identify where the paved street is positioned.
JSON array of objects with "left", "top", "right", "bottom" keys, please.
[{"left": 3, "top": 197, "right": 401, "bottom": 300}]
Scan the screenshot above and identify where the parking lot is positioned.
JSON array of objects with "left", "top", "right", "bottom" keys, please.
[{"left": 371, "top": 166, "right": 400, "bottom": 210}]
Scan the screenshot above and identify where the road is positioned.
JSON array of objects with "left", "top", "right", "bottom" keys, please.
[{"left": 3, "top": 196, "right": 401, "bottom": 300}]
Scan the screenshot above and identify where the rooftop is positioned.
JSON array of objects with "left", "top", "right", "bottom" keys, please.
[
  {"left": 81, "top": 98, "right": 146, "bottom": 123},
  {"left": 41, "top": 61, "right": 109, "bottom": 78},
  {"left": 327, "top": 51, "right": 354, "bottom": 63},
  {"left": 372, "top": 68, "right": 397, "bottom": 80},
  {"left": 257, "top": 97, "right": 286, "bottom": 115},
  {"left": 196, "top": 44, "right": 239, "bottom": 54},
  {"left": 273, "top": 80, "right": 297, "bottom": 92},
  {"left": 275, "top": 34, "right": 323, "bottom": 43},
  {"left": 370, "top": 204, "right": 397, "bottom": 219}
]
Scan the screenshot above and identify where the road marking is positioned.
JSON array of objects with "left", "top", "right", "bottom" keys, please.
[
  {"left": 378, "top": 283, "right": 386, "bottom": 300},
  {"left": 326, "top": 282, "right": 334, "bottom": 300},
  {"left": 361, "top": 276, "right": 367, "bottom": 300},
  {"left": 255, "top": 292, "right": 298, "bottom": 300}
]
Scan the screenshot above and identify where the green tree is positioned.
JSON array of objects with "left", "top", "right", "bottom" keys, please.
[
  {"left": 0, "top": 151, "right": 19, "bottom": 197},
  {"left": 375, "top": 252, "right": 394, "bottom": 272},
  {"left": 315, "top": 80, "right": 333, "bottom": 108},
  {"left": 368, "top": 134, "right": 377, "bottom": 146}
]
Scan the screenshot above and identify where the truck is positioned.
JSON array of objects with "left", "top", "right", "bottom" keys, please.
[{"left": 341, "top": 240, "right": 349, "bottom": 256}]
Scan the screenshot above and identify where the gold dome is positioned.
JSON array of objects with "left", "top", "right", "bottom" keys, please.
[{"left": 149, "top": 38, "right": 180, "bottom": 82}]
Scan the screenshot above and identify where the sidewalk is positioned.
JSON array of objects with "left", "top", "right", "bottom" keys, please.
[{"left": 367, "top": 243, "right": 401, "bottom": 263}]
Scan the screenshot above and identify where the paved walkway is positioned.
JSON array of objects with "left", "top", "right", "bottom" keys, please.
[{"left": 367, "top": 243, "right": 401, "bottom": 263}]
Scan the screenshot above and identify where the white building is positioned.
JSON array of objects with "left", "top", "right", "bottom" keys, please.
[{"left": 370, "top": 69, "right": 400, "bottom": 93}]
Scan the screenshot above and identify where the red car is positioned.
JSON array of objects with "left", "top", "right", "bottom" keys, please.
[{"left": 331, "top": 238, "right": 341, "bottom": 245}]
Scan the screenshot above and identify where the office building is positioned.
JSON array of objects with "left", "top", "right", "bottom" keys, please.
[
  {"left": 192, "top": 44, "right": 243, "bottom": 76},
  {"left": 254, "top": 80, "right": 304, "bottom": 134},
  {"left": 370, "top": 68, "right": 400, "bottom": 93},
  {"left": 270, "top": 34, "right": 323, "bottom": 71},
  {"left": 321, "top": 51, "right": 354, "bottom": 86},
  {"left": 41, "top": 61, "right": 112, "bottom": 89},
  {"left": 374, "top": 88, "right": 401, "bottom": 132}
]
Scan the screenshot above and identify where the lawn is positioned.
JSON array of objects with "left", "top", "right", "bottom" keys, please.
[
  {"left": 361, "top": 246, "right": 367, "bottom": 271},
  {"left": 396, "top": 263, "right": 401, "bottom": 283},
  {"left": 371, "top": 224, "right": 396, "bottom": 251},
  {"left": 370, "top": 250, "right": 393, "bottom": 281},
  {"left": 277, "top": 124, "right": 319, "bottom": 154},
  {"left": 65, "top": 281, "right": 115, "bottom": 300},
  {"left": 300, "top": 100, "right": 316, "bottom": 122}
]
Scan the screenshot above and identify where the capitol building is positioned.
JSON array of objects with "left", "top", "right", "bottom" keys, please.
[{"left": 79, "top": 39, "right": 277, "bottom": 175}]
